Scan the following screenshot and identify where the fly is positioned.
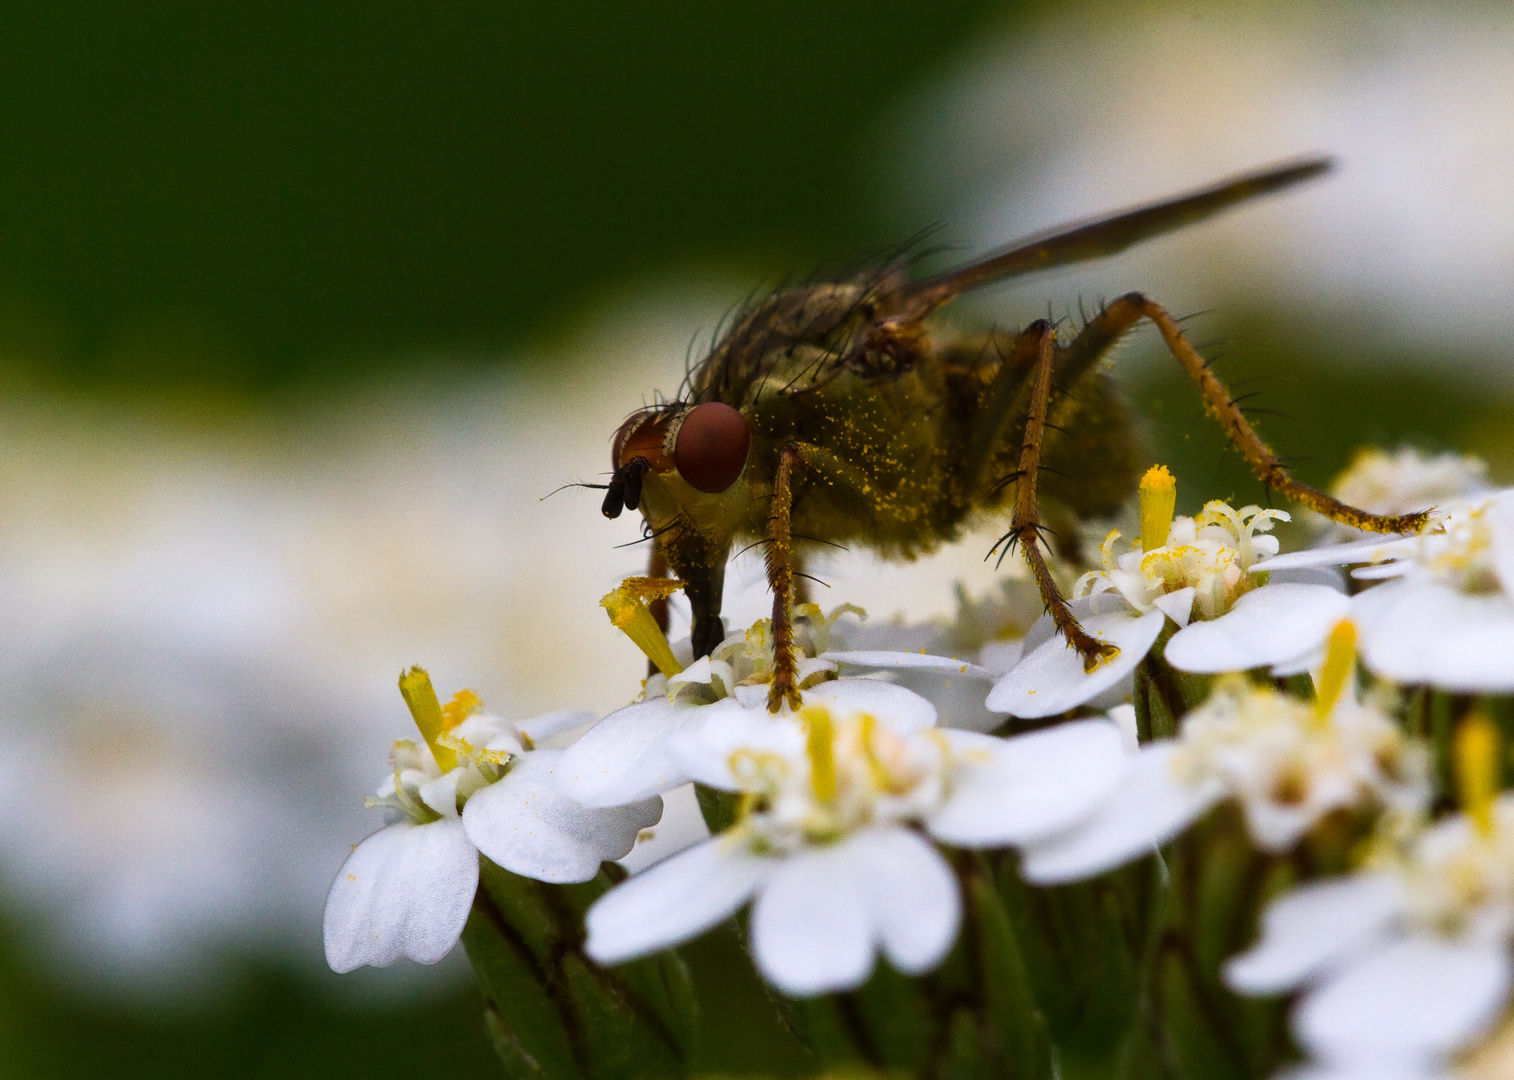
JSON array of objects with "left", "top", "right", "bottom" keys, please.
[{"left": 599, "top": 157, "right": 1426, "bottom": 712}]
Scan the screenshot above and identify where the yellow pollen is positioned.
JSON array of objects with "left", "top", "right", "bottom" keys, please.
[
  {"left": 800, "top": 705, "right": 837, "bottom": 804},
  {"left": 1312, "top": 619, "right": 1358, "bottom": 726},
  {"left": 398, "top": 666, "right": 458, "bottom": 772},
  {"left": 601, "top": 576, "right": 686, "bottom": 678},
  {"left": 442, "top": 689, "right": 484, "bottom": 731},
  {"left": 1455, "top": 713, "right": 1501, "bottom": 838},
  {"left": 1139, "top": 465, "right": 1177, "bottom": 553}
]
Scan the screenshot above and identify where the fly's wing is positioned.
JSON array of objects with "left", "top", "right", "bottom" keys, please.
[{"left": 894, "top": 157, "right": 1331, "bottom": 320}]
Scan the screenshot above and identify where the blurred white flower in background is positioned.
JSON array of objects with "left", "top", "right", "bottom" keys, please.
[{"left": 886, "top": 0, "right": 1514, "bottom": 373}]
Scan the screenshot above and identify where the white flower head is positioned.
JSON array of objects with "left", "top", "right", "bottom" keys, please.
[
  {"left": 1075, "top": 484, "right": 1286, "bottom": 622},
  {"left": 324, "top": 670, "right": 660, "bottom": 972},
  {"left": 1225, "top": 715, "right": 1514, "bottom": 1075},
  {"left": 560, "top": 583, "right": 996, "bottom": 809},
  {"left": 582, "top": 679, "right": 1128, "bottom": 996},
  {"left": 1021, "top": 623, "right": 1430, "bottom": 884},
  {"left": 1255, "top": 488, "right": 1514, "bottom": 691},
  {"left": 992, "top": 465, "right": 1333, "bottom": 719}
]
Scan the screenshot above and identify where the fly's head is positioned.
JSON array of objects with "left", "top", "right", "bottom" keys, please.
[{"left": 603, "top": 400, "right": 753, "bottom": 656}]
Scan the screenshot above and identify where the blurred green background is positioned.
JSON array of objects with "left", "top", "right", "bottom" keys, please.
[
  {"left": 0, "top": 0, "right": 1008, "bottom": 391},
  {"left": 1, "top": 2, "right": 1509, "bottom": 1078}
]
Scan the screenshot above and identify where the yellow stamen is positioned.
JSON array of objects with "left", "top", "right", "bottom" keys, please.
[
  {"left": 857, "top": 712, "right": 891, "bottom": 792},
  {"left": 398, "top": 666, "right": 458, "bottom": 771},
  {"left": 1312, "top": 619, "right": 1357, "bottom": 726},
  {"left": 441, "top": 689, "right": 484, "bottom": 731},
  {"left": 800, "top": 705, "right": 837, "bottom": 804},
  {"left": 601, "top": 576, "right": 686, "bottom": 677},
  {"left": 1139, "top": 465, "right": 1177, "bottom": 553},
  {"left": 1455, "top": 713, "right": 1501, "bottom": 837}
]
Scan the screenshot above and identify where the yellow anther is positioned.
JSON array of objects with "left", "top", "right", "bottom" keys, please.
[
  {"left": 442, "top": 689, "right": 484, "bottom": 731},
  {"left": 601, "top": 576, "right": 686, "bottom": 678},
  {"left": 800, "top": 705, "right": 837, "bottom": 804},
  {"left": 398, "top": 666, "right": 458, "bottom": 772},
  {"left": 1312, "top": 619, "right": 1358, "bottom": 726},
  {"left": 1455, "top": 713, "right": 1501, "bottom": 838},
  {"left": 1139, "top": 465, "right": 1177, "bottom": 553}
]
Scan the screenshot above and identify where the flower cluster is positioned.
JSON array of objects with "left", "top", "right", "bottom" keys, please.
[{"left": 324, "top": 449, "right": 1514, "bottom": 1080}]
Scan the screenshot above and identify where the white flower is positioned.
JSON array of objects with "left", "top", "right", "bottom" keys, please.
[
  {"left": 822, "top": 580, "right": 1040, "bottom": 734},
  {"left": 1225, "top": 790, "right": 1514, "bottom": 1075},
  {"left": 581, "top": 680, "right": 1128, "bottom": 996},
  {"left": 559, "top": 601, "right": 996, "bottom": 809},
  {"left": 1020, "top": 633, "right": 1430, "bottom": 884},
  {"left": 324, "top": 678, "right": 660, "bottom": 972},
  {"left": 1254, "top": 489, "right": 1514, "bottom": 691},
  {"left": 991, "top": 465, "right": 1339, "bottom": 718}
]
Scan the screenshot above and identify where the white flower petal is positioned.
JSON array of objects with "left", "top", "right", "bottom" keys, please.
[
  {"left": 514, "top": 709, "right": 595, "bottom": 744},
  {"left": 802, "top": 678, "right": 938, "bottom": 732},
  {"left": 1153, "top": 586, "right": 1196, "bottom": 628},
  {"left": 557, "top": 696, "right": 701, "bottom": 806},
  {"left": 1353, "top": 581, "right": 1514, "bottom": 692},
  {"left": 1223, "top": 874, "right": 1405, "bottom": 995},
  {"left": 978, "top": 639, "right": 1024, "bottom": 677},
  {"left": 795, "top": 656, "right": 839, "bottom": 685},
  {"left": 463, "top": 750, "right": 663, "bottom": 884},
  {"left": 750, "top": 842, "right": 872, "bottom": 996},
  {"left": 1296, "top": 937, "right": 1512, "bottom": 1068},
  {"left": 669, "top": 700, "right": 805, "bottom": 789},
  {"left": 667, "top": 655, "right": 735, "bottom": 698},
  {"left": 1266, "top": 564, "right": 1347, "bottom": 591},
  {"left": 857, "top": 829, "right": 961, "bottom": 975},
  {"left": 418, "top": 770, "right": 462, "bottom": 819},
  {"left": 1490, "top": 490, "right": 1514, "bottom": 595},
  {"left": 585, "top": 838, "right": 770, "bottom": 965},
  {"left": 616, "top": 782, "right": 711, "bottom": 875},
  {"left": 986, "top": 608, "right": 1166, "bottom": 719},
  {"left": 323, "top": 818, "right": 477, "bottom": 972},
  {"left": 750, "top": 827, "right": 960, "bottom": 996},
  {"left": 1108, "top": 703, "right": 1139, "bottom": 752},
  {"left": 733, "top": 684, "right": 768, "bottom": 708},
  {"left": 1164, "top": 584, "right": 1352, "bottom": 674},
  {"left": 821, "top": 650, "right": 996, "bottom": 679},
  {"left": 1254, "top": 536, "right": 1420, "bottom": 573},
  {"left": 1018, "top": 743, "right": 1224, "bottom": 884},
  {"left": 927, "top": 720, "right": 1129, "bottom": 847}
]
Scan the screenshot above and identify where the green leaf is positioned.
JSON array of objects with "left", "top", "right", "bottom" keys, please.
[{"left": 462, "top": 858, "right": 696, "bottom": 1079}]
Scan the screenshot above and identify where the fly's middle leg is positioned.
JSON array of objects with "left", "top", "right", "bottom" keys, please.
[{"left": 998, "top": 320, "right": 1119, "bottom": 671}]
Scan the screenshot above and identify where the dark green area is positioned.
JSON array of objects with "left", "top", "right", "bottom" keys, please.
[{"left": 0, "top": 0, "right": 1012, "bottom": 388}]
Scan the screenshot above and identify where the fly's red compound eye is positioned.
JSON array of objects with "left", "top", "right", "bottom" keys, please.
[{"left": 674, "top": 402, "right": 750, "bottom": 494}]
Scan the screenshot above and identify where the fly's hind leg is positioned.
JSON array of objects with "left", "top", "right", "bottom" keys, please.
[
  {"left": 991, "top": 320, "right": 1120, "bottom": 672},
  {"left": 1070, "top": 293, "right": 1428, "bottom": 535},
  {"left": 1123, "top": 294, "right": 1426, "bottom": 533}
]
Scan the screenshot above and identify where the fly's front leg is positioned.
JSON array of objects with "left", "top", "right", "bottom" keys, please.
[
  {"left": 1103, "top": 294, "right": 1428, "bottom": 535},
  {"left": 767, "top": 442, "right": 807, "bottom": 713},
  {"left": 1001, "top": 321, "right": 1120, "bottom": 672}
]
